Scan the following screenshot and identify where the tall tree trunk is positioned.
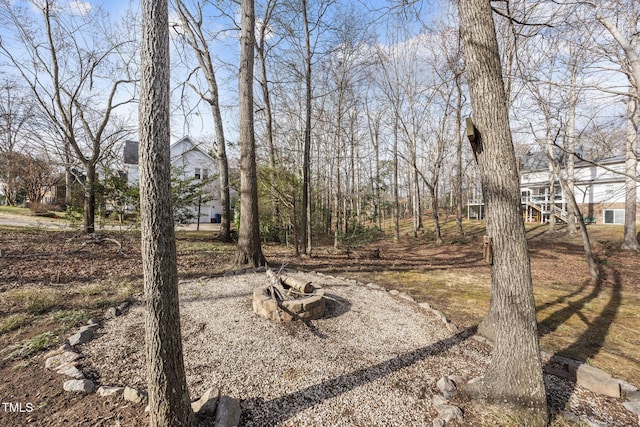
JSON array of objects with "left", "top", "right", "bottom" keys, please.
[
  {"left": 546, "top": 117, "right": 556, "bottom": 233},
  {"left": 173, "top": 1, "right": 231, "bottom": 242},
  {"left": 256, "top": 10, "right": 280, "bottom": 241},
  {"left": 215, "top": 117, "right": 232, "bottom": 242},
  {"left": 430, "top": 184, "right": 443, "bottom": 245},
  {"left": 566, "top": 61, "right": 578, "bottom": 234},
  {"left": 64, "top": 140, "right": 73, "bottom": 206},
  {"left": 83, "top": 163, "right": 96, "bottom": 234},
  {"left": 235, "top": 0, "right": 265, "bottom": 268},
  {"left": 139, "top": 0, "right": 194, "bottom": 425},
  {"left": 622, "top": 94, "right": 639, "bottom": 250},
  {"left": 334, "top": 152, "right": 341, "bottom": 249},
  {"left": 455, "top": 76, "right": 464, "bottom": 236},
  {"left": 458, "top": 0, "right": 547, "bottom": 424},
  {"left": 393, "top": 116, "right": 400, "bottom": 241},
  {"left": 552, "top": 162, "right": 599, "bottom": 280},
  {"left": 300, "top": 0, "right": 312, "bottom": 256}
]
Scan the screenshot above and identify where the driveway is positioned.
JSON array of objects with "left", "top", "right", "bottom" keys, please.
[{"left": 0, "top": 212, "right": 221, "bottom": 232}]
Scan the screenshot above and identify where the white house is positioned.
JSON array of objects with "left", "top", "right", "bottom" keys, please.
[
  {"left": 123, "top": 136, "right": 223, "bottom": 224},
  {"left": 468, "top": 150, "right": 640, "bottom": 225}
]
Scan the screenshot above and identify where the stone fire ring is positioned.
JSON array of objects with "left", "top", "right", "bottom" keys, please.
[{"left": 252, "top": 283, "right": 326, "bottom": 322}]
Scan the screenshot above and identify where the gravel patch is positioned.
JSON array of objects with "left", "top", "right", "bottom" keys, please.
[
  {"left": 80, "top": 271, "right": 637, "bottom": 426},
  {"left": 82, "top": 271, "right": 488, "bottom": 425}
]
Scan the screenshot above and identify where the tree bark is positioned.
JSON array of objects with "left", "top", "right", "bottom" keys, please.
[
  {"left": 173, "top": 1, "right": 231, "bottom": 242},
  {"left": 301, "top": 0, "right": 313, "bottom": 256},
  {"left": 622, "top": 94, "right": 639, "bottom": 250},
  {"left": 458, "top": 0, "right": 548, "bottom": 424},
  {"left": 83, "top": 163, "right": 96, "bottom": 234},
  {"left": 393, "top": 116, "right": 400, "bottom": 241},
  {"left": 455, "top": 73, "right": 464, "bottom": 237},
  {"left": 566, "top": 57, "right": 579, "bottom": 234},
  {"left": 139, "top": 0, "right": 194, "bottom": 425},
  {"left": 235, "top": 0, "right": 265, "bottom": 268}
]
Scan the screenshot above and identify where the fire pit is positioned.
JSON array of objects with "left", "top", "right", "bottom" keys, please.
[{"left": 252, "top": 270, "right": 326, "bottom": 322}]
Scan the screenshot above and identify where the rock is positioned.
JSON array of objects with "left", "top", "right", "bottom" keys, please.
[
  {"left": 562, "top": 411, "right": 580, "bottom": 423},
  {"left": 436, "top": 377, "right": 457, "bottom": 399},
  {"left": 449, "top": 375, "right": 465, "bottom": 388},
  {"left": 580, "top": 417, "right": 608, "bottom": 427},
  {"left": 434, "top": 310, "right": 449, "bottom": 324},
  {"left": 388, "top": 289, "right": 400, "bottom": 296},
  {"left": 626, "top": 390, "right": 640, "bottom": 402},
  {"left": 118, "top": 298, "right": 133, "bottom": 311},
  {"left": 214, "top": 396, "right": 241, "bottom": 427},
  {"left": 435, "top": 404, "right": 463, "bottom": 423},
  {"left": 63, "top": 379, "right": 95, "bottom": 394},
  {"left": 191, "top": 387, "right": 220, "bottom": 415},
  {"left": 419, "top": 302, "right": 433, "bottom": 310},
  {"left": 56, "top": 364, "right": 84, "bottom": 379},
  {"left": 104, "top": 307, "right": 119, "bottom": 319},
  {"left": 68, "top": 324, "right": 98, "bottom": 346},
  {"left": 398, "top": 292, "right": 415, "bottom": 303},
  {"left": 620, "top": 380, "right": 639, "bottom": 393},
  {"left": 58, "top": 343, "right": 73, "bottom": 353},
  {"left": 432, "top": 418, "right": 446, "bottom": 427},
  {"left": 123, "top": 386, "right": 147, "bottom": 404},
  {"left": 45, "top": 351, "right": 82, "bottom": 369},
  {"left": 87, "top": 318, "right": 100, "bottom": 326},
  {"left": 575, "top": 364, "right": 621, "bottom": 398},
  {"left": 432, "top": 394, "right": 449, "bottom": 408},
  {"left": 97, "top": 386, "right": 124, "bottom": 397},
  {"left": 623, "top": 401, "right": 640, "bottom": 416},
  {"left": 445, "top": 322, "right": 459, "bottom": 333}
]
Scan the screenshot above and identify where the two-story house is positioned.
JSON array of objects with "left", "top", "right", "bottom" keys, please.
[
  {"left": 467, "top": 150, "right": 640, "bottom": 225},
  {"left": 123, "top": 136, "right": 222, "bottom": 224}
]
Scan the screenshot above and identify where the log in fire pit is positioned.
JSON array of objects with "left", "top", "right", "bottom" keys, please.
[{"left": 252, "top": 270, "right": 326, "bottom": 322}]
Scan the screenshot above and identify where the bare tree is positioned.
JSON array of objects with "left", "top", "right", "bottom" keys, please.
[
  {"left": 139, "top": 0, "right": 195, "bottom": 424},
  {"left": 458, "top": 0, "right": 547, "bottom": 424},
  {"left": 235, "top": 0, "right": 266, "bottom": 267},
  {"left": 0, "top": 80, "right": 34, "bottom": 205},
  {"left": 582, "top": 0, "right": 639, "bottom": 249},
  {"left": 172, "top": 0, "right": 233, "bottom": 242},
  {"left": 0, "top": 0, "right": 135, "bottom": 233},
  {"left": 622, "top": 93, "right": 639, "bottom": 250}
]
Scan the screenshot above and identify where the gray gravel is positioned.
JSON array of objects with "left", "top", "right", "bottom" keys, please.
[{"left": 82, "top": 270, "right": 490, "bottom": 426}]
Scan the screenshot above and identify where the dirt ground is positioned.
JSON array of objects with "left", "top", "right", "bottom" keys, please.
[{"left": 0, "top": 222, "right": 639, "bottom": 426}]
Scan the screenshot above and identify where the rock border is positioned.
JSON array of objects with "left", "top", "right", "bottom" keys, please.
[{"left": 42, "top": 296, "right": 240, "bottom": 426}]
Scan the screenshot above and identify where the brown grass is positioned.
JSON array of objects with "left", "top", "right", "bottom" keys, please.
[{"left": 275, "top": 218, "right": 640, "bottom": 389}]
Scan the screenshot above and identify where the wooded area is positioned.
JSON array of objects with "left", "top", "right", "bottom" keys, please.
[
  {"left": 1, "top": 0, "right": 638, "bottom": 252},
  {"left": 1, "top": 0, "right": 639, "bottom": 425}
]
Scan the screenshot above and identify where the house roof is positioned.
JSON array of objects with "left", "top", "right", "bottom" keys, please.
[
  {"left": 123, "top": 137, "right": 215, "bottom": 166},
  {"left": 519, "top": 148, "right": 637, "bottom": 173}
]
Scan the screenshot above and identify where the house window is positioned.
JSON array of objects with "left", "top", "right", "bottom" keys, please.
[
  {"left": 194, "top": 168, "right": 201, "bottom": 179},
  {"left": 603, "top": 209, "right": 624, "bottom": 225},
  {"left": 202, "top": 168, "right": 209, "bottom": 179}
]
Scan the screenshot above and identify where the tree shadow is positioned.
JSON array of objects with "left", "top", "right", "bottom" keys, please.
[
  {"left": 240, "top": 326, "right": 477, "bottom": 425},
  {"left": 534, "top": 281, "right": 590, "bottom": 315},
  {"left": 540, "top": 267, "right": 622, "bottom": 413}
]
